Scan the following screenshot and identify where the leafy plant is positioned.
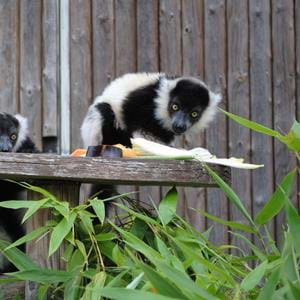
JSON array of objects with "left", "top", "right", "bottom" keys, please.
[{"left": 0, "top": 110, "right": 299, "bottom": 299}]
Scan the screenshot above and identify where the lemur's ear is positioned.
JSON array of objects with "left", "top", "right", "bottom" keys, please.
[
  {"left": 14, "top": 114, "right": 29, "bottom": 149},
  {"left": 209, "top": 91, "right": 222, "bottom": 106}
]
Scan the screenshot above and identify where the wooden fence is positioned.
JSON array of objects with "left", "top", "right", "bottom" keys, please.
[{"left": 0, "top": 0, "right": 299, "bottom": 246}]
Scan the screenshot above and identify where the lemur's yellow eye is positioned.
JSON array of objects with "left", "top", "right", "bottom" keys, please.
[
  {"left": 10, "top": 134, "right": 17, "bottom": 141},
  {"left": 172, "top": 104, "right": 179, "bottom": 111},
  {"left": 191, "top": 111, "right": 198, "bottom": 118}
]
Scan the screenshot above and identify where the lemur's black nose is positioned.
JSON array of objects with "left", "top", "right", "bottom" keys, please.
[{"left": 172, "top": 124, "right": 187, "bottom": 134}]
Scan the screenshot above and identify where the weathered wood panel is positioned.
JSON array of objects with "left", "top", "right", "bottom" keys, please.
[
  {"left": 70, "top": 0, "right": 92, "bottom": 150},
  {"left": 137, "top": 0, "right": 161, "bottom": 204},
  {"left": 181, "top": 0, "right": 206, "bottom": 231},
  {"left": 295, "top": 0, "right": 300, "bottom": 208},
  {"left": 159, "top": 0, "right": 181, "bottom": 75},
  {"left": 249, "top": 0, "right": 274, "bottom": 244},
  {"left": 115, "top": 0, "right": 137, "bottom": 76},
  {"left": 227, "top": 0, "right": 251, "bottom": 251},
  {"left": 20, "top": 0, "right": 42, "bottom": 150},
  {"left": 204, "top": 0, "right": 228, "bottom": 244},
  {"left": 0, "top": 153, "right": 230, "bottom": 187},
  {"left": 272, "top": 0, "right": 296, "bottom": 245},
  {"left": 25, "top": 182, "right": 79, "bottom": 300},
  {"left": 0, "top": 0, "right": 19, "bottom": 114},
  {"left": 42, "top": 0, "right": 58, "bottom": 138},
  {"left": 92, "top": 0, "right": 115, "bottom": 96}
]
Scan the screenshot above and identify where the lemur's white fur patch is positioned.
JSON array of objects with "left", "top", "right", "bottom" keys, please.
[
  {"left": 81, "top": 107, "right": 103, "bottom": 148},
  {"left": 13, "top": 114, "right": 29, "bottom": 152}
]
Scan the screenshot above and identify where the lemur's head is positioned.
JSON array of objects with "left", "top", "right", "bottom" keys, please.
[
  {"left": 0, "top": 113, "right": 28, "bottom": 152},
  {"left": 155, "top": 77, "right": 221, "bottom": 135}
]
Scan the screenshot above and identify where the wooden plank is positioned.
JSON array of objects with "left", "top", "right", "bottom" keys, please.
[
  {"left": 0, "top": 153, "right": 231, "bottom": 187},
  {"left": 159, "top": 0, "right": 181, "bottom": 75},
  {"left": 42, "top": 0, "right": 58, "bottom": 139},
  {"left": 181, "top": 0, "right": 206, "bottom": 231},
  {"left": 92, "top": 0, "right": 115, "bottom": 96},
  {"left": 296, "top": 0, "right": 300, "bottom": 209},
  {"left": 137, "top": 0, "right": 161, "bottom": 204},
  {"left": 20, "top": 0, "right": 42, "bottom": 149},
  {"left": 25, "top": 182, "right": 79, "bottom": 300},
  {"left": 115, "top": 0, "right": 137, "bottom": 76},
  {"left": 249, "top": 0, "right": 274, "bottom": 244},
  {"left": 272, "top": 0, "right": 296, "bottom": 245},
  {"left": 227, "top": 0, "right": 251, "bottom": 252},
  {"left": 137, "top": 0, "right": 159, "bottom": 73},
  {"left": 0, "top": 280, "right": 24, "bottom": 300},
  {"left": 70, "top": 0, "right": 92, "bottom": 150},
  {"left": 0, "top": 0, "right": 19, "bottom": 114},
  {"left": 204, "top": 0, "right": 228, "bottom": 244}
]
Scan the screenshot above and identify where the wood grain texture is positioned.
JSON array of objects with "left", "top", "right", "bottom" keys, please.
[
  {"left": 25, "top": 182, "right": 79, "bottom": 300},
  {"left": 70, "top": 0, "right": 92, "bottom": 150},
  {"left": 181, "top": 0, "right": 206, "bottom": 231},
  {"left": 227, "top": 0, "right": 251, "bottom": 252},
  {"left": 296, "top": 0, "right": 300, "bottom": 208},
  {"left": 0, "top": 0, "right": 19, "bottom": 114},
  {"left": 42, "top": 0, "right": 58, "bottom": 138},
  {"left": 272, "top": 0, "right": 296, "bottom": 245},
  {"left": 115, "top": 0, "right": 137, "bottom": 76},
  {"left": 249, "top": 0, "right": 274, "bottom": 243},
  {"left": 0, "top": 280, "right": 24, "bottom": 300},
  {"left": 137, "top": 0, "right": 159, "bottom": 73},
  {"left": 20, "top": 0, "right": 42, "bottom": 149},
  {"left": 92, "top": 0, "right": 115, "bottom": 96},
  {"left": 137, "top": 0, "right": 161, "bottom": 204},
  {"left": 204, "top": 0, "right": 228, "bottom": 244},
  {"left": 0, "top": 153, "right": 230, "bottom": 187},
  {"left": 159, "top": 0, "right": 181, "bottom": 75}
]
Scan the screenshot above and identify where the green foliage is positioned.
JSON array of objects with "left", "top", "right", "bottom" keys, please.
[{"left": 0, "top": 109, "right": 299, "bottom": 299}]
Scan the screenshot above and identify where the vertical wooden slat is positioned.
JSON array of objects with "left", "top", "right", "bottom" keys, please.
[
  {"left": 92, "top": 0, "right": 115, "bottom": 96},
  {"left": 249, "top": 0, "right": 274, "bottom": 244},
  {"left": 115, "top": 0, "right": 136, "bottom": 76},
  {"left": 115, "top": 0, "right": 137, "bottom": 197},
  {"left": 0, "top": 0, "right": 19, "bottom": 114},
  {"left": 137, "top": 0, "right": 161, "bottom": 205},
  {"left": 272, "top": 0, "right": 296, "bottom": 245},
  {"left": 296, "top": 0, "right": 300, "bottom": 208},
  {"left": 70, "top": 0, "right": 92, "bottom": 150},
  {"left": 181, "top": 0, "right": 206, "bottom": 230},
  {"left": 159, "top": 0, "right": 182, "bottom": 206},
  {"left": 204, "top": 0, "right": 228, "bottom": 244},
  {"left": 227, "top": 0, "right": 251, "bottom": 251},
  {"left": 42, "top": 0, "right": 58, "bottom": 138},
  {"left": 20, "top": 0, "right": 42, "bottom": 149},
  {"left": 159, "top": 0, "right": 182, "bottom": 75},
  {"left": 137, "top": 0, "right": 159, "bottom": 73},
  {"left": 25, "top": 182, "right": 79, "bottom": 300}
]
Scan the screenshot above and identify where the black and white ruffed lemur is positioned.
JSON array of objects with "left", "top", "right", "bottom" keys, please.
[
  {"left": 0, "top": 113, "right": 39, "bottom": 272},
  {"left": 81, "top": 73, "right": 221, "bottom": 198}
]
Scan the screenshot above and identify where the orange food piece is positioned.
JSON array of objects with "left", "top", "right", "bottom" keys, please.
[{"left": 71, "top": 149, "right": 87, "bottom": 157}]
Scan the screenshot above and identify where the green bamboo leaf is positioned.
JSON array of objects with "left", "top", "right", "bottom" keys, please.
[
  {"left": 79, "top": 211, "right": 95, "bottom": 234},
  {"left": 100, "top": 288, "right": 182, "bottom": 300},
  {"left": 158, "top": 187, "right": 178, "bottom": 225},
  {"left": 139, "top": 263, "right": 188, "bottom": 299},
  {"left": 288, "top": 281, "right": 300, "bottom": 299},
  {"left": 5, "top": 226, "right": 49, "bottom": 250},
  {"left": 22, "top": 198, "right": 49, "bottom": 223},
  {"left": 257, "top": 267, "right": 281, "bottom": 300},
  {"left": 193, "top": 209, "right": 256, "bottom": 233},
  {"left": 205, "top": 165, "right": 255, "bottom": 227},
  {"left": 220, "top": 109, "right": 281, "bottom": 138},
  {"left": 0, "top": 200, "right": 43, "bottom": 209},
  {"left": 0, "top": 239, "right": 38, "bottom": 271},
  {"left": 8, "top": 269, "right": 72, "bottom": 284},
  {"left": 278, "top": 120, "right": 300, "bottom": 151},
  {"left": 90, "top": 198, "right": 105, "bottom": 224},
  {"left": 240, "top": 260, "right": 268, "bottom": 291},
  {"left": 255, "top": 170, "right": 296, "bottom": 225},
  {"left": 37, "top": 285, "right": 50, "bottom": 300},
  {"left": 49, "top": 212, "right": 77, "bottom": 256}
]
